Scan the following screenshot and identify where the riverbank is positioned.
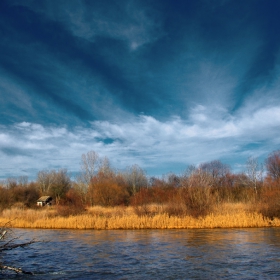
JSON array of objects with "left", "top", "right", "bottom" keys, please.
[{"left": 1, "top": 203, "right": 279, "bottom": 229}]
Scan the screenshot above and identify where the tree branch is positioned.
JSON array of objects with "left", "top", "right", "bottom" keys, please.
[{"left": 0, "top": 264, "right": 33, "bottom": 275}]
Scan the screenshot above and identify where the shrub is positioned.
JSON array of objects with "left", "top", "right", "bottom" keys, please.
[
  {"left": 257, "top": 186, "right": 280, "bottom": 219},
  {"left": 165, "top": 202, "right": 187, "bottom": 217},
  {"left": 89, "top": 173, "right": 129, "bottom": 207},
  {"left": 56, "top": 188, "right": 86, "bottom": 216},
  {"left": 182, "top": 186, "right": 216, "bottom": 217}
]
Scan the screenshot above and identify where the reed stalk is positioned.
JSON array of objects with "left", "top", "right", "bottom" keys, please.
[{"left": 0, "top": 204, "right": 279, "bottom": 229}]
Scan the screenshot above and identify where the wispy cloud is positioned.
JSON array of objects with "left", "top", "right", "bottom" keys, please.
[
  {"left": 1, "top": 101, "right": 280, "bottom": 179},
  {"left": 18, "top": 0, "right": 162, "bottom": 51}
]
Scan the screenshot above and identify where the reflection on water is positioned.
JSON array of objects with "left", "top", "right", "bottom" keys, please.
[{"left": 1, "top": 228, "right": 280, "bottom": 279}]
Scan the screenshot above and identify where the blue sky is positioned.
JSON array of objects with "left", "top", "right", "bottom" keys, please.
[{"left": 1, "top": 0, "right": 280, "bottom": 180}]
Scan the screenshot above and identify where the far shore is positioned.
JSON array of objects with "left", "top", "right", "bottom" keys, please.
[{"left": 1, "top": 203, "right": 280, "bottom": 230}]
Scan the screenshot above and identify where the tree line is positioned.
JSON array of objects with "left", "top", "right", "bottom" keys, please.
[{"left": 1, "top": 150, "right": 280, "bottom": 218}]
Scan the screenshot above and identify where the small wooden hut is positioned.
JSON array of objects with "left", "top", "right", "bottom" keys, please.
[{"left": 36, "top": 196, "right": 52, "bottom": 207}]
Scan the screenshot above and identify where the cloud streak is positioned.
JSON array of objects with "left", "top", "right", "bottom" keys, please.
[{"left": 1, "top": 101, "right": 279, "bottom": 179}]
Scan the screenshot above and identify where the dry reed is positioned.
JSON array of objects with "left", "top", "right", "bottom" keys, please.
[{"left": 0, "top": 203, "right": 279, "bottom": 229}]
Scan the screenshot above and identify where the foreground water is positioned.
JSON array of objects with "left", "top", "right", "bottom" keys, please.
[{"left": 1, "top": 228, "right": 280, "bottom": 279}]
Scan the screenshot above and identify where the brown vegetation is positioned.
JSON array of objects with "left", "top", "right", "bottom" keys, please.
[
  {"left": 0, "top": 149, "right": 280, "bottom": 229},
  {"left": 0, "top": 204, "right": 280, "bottom": 229}
]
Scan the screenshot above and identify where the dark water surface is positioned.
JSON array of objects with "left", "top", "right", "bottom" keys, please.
[{"left": 1, "top": 228, "right": 280, "bottom": 279}]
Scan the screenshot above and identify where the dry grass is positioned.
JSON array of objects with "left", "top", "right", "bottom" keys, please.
[
  {"left": 212, "top": 202, "right": 253, "bottom": 215},
  {"left": 0, "top": 203, "right": 279, "bottom": 229},
  {"left": 1, "top": 207, "right": 57, "bottom": 222},
  {"left": 86, "top": 205, "right": 135, "bottom": 217}
]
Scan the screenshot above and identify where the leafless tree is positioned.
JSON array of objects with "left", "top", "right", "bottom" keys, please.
[
  {"left": 49, "top": 169, "right": 71, "bottom": 203},
  {"left": 80, "top": 151, "right": 100, "bottom": 185},
  {"left": 200, "top": 160, "right": 230, "bottom": 180},
  {"left": 123, "top": 165, "right": 148, "bottom": 195},
  {"left": 37, "top": 169, "right": 71, "bottom": 203},
  {"left": 37, "top": 170, "right": 55, "bottom": 194},
  {"left": 76, "top": 151, "right": 101, "bottom": 206},
  {"left": 187, "top": 168, "right": 214, "bottom": 188},
  {"left": 5, "top": 178, "right": 18, "bottom": 189},
  {"left": 166, "top": 173, "right": 181, "bottom": 188},
  {"left": 245, "top": 156, "right": 263, "bottom": 194},
  {"left": 17, "top": 176, "right": 28, "bottom": 187},
  {"left": 99, "top": 156, "right": 114, "bottom": 177},
  {"left": 266, "top": 150, "right": 280, "bottom": 181}
]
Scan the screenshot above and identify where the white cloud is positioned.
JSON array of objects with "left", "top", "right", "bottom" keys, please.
[{"left": 1, "top": 102, "right": 280, "bottom": 179}]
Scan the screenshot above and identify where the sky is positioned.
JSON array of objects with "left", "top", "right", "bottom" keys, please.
[{"left": 1, "top": 0, "right": 280, "bottom": 180}]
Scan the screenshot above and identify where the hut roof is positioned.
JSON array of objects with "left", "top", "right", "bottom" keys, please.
[{"left": 37, "top": 196, "right": 52, "bottom": 202}]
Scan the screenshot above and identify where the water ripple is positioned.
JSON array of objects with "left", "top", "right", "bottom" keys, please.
[{"left": 1, "top": 228, "right": 280, "bottom": 279}]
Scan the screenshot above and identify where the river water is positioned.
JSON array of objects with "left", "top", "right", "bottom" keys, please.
[{"left": 1, "top": 228, "right": 280, "bottom": 279}]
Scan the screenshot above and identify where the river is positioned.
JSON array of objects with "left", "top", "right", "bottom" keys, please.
[{"left": 1, "top": 228, "right": 280, "bottom": 279}]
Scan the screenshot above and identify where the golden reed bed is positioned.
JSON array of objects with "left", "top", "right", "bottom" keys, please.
[{"left": 1, "top": 204, "right": 280, "bottom": 230}]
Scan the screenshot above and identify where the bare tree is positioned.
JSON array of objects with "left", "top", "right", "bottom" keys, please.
[
  {"left": 48, "top": 169, "right": 71, "bottom": 203},
  {"left": 123, "top": 165, "right": 148, "bottom": 195},
  {"left": 180, "top": 167, "right": 215, "bottom": 216},
  {"left": 200, "top": 160, "right": 230, "bottom": 178},
  {"left": 18, "top": 176, "right": 28, "bottom": 187},
  {"left": 185, "top": 165, "right": 196, "bottom": 177},
  {"left": 266, "top": 150, "right": 280, "bottom": 181},
  {"left": 166, "top": 173, "right": 181, "bottom": 188},
  {"left": 246, "top": 156, "right": 263, "bottom": 194},
  {"left": 76, "top": 151, "right": 100, "bottom": 205},
  {"left": 187, "top": 168, "right": 214, "bottom": 188},
  {"left": 37, "top": 170, "right": 55, "bottom": 194},
  {"left": 80, "top": 151, "right": 100, "bottom": 185},
  {"left": 5, "top": 178, "right": 17, "bottom": 189},
  {"left": 37, "top": 169, "right": 71, "bottom": 203},
  {"left": 183, "top": 161, "right": 229, "bottom": 189},
  {"left": 98, "top": 156, "right": 114, "bottom": 177}
]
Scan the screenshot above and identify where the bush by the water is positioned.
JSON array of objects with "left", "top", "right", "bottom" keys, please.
[{"left": 1, "top": 150, "right": 280, "bottom": 226}]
